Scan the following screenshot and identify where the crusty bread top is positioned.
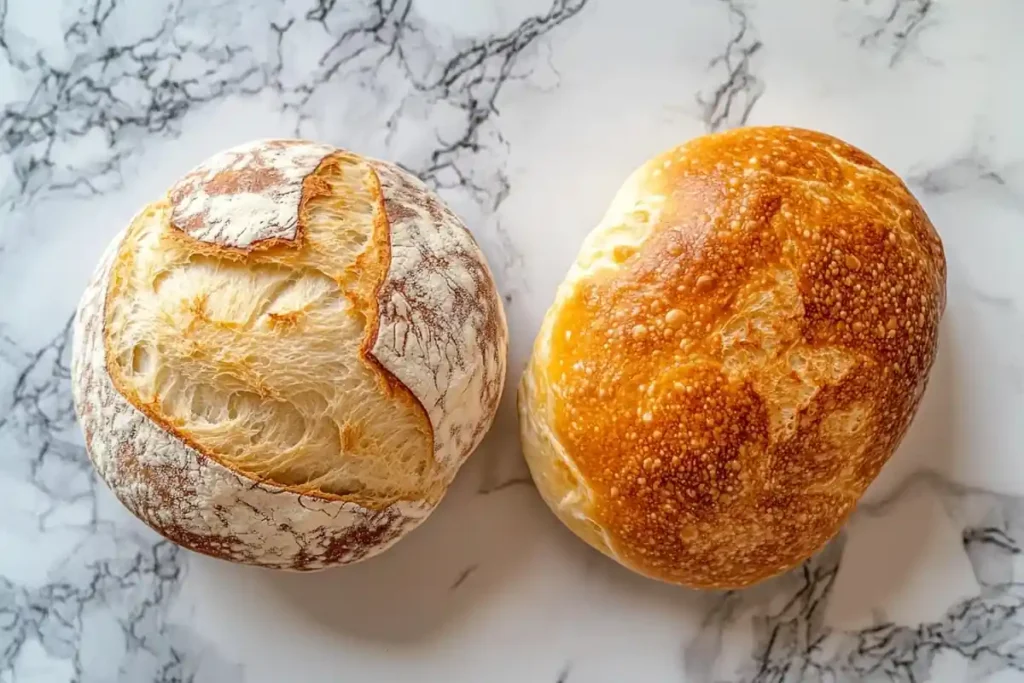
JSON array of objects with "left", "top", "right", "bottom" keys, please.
[
  {"left": 535, "top": 127, "right": 946, "bottom": 587},
  {"left": 99, "top": 140, "right": 506, "bottom": 510},
  {"left": 169, "top": 139, "right": 336, "bottom": 248},
  {"left": 369, "top": 160, "right": 507, "bottom": 471}
]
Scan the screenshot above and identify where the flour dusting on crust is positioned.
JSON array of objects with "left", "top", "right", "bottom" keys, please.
[
  {"left": 70, "top": 142, "right": 507, "bottom": 569},
  {"left": 169, "top": 139, "right": 334, "bottom": 248},
  {"left": 71, "top": 223, "right": 430, "bottom": 570},
  {"left": 368, "top": 159, "right": 508, "bottom": 472}
]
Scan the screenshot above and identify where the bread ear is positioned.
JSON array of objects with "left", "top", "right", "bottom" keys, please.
[
  {"left": 73, "top": 140, "right": 508, "bottom": 569},
  {"left": 368, "top": 159, "right": 508, "bottom": 473}
]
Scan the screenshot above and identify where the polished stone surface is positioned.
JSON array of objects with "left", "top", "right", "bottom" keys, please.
[{"left": 2, "top": 1, "right": 1023, "bottom": 680}]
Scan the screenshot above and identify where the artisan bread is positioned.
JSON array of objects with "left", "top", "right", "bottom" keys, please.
[
  {"left": 519, "top": 126, "right": 946, "bottom": 589},
  {"left": 72, "top": 140, "right": 507, "bottom": 569}
]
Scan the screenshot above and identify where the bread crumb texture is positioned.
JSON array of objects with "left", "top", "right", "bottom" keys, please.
[
  {"left": 72, "top": 140, "right": 507, "bottom": 569},
  {"left": 520, "top": 126, "right": 945, "bottom": 588}
]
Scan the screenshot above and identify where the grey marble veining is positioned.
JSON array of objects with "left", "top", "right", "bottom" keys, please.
[
  {"left": 687, "top": 473, "right": 1024, "bottom": 682},
  {"left": 0, "top": 318, "right": 239, "bottom": 681},
  {"left": 2, "top": 0, "right": 1023, "bottom": 681}
]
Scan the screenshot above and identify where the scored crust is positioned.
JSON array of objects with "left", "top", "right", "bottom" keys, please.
[
  {"left": 168, "top": 139, "right": 336, "bottom": 248},
  {"left": 368, "top": 160, "right": 508, "bottom": 472},
  {"left": 71, "top": 139, "right": 507, "bottom": 568},
  {"left": 520, "top": 126, "right": 946, "bottom": 588},
  {"left": 72, "top": 219, "right": 431, "bottom": 569}
]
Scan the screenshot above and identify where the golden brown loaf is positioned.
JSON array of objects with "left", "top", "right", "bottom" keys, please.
[
  {"left": 72, "top": 139, "right": 507, "bottom": 569},
  {"left": 519, "top": 126, "right": 946, "bottom": 589}
]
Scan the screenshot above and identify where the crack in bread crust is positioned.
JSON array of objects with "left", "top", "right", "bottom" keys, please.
[
  {"left": 72, "top": 139, "right": 508, "bottom": 569},
  {"left": 368, "top": 159, "right": 508, "bottom": 473},
  {"left": 104, "top": 147, "right": 438, "bottom": 505},
  {"left": 72, "top": 218, "right": 431, "bottom": 570}
]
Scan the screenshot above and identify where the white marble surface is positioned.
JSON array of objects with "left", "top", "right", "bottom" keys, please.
[{"left": 2, "top": 0, "right": 1023, "bottom": 681}]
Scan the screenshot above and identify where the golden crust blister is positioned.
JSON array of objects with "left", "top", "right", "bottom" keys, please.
[{"left": 520, "top": 126, "right": 946, "bottom": 589}]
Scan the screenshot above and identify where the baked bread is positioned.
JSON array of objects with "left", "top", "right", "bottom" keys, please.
[
  {"left": 72, "top": 139, "right": 507, "bottom": 569},
  {"left": 519, "top": 126, "right": 946, "bottom": 589}
]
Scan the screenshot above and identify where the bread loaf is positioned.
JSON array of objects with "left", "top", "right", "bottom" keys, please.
[
  {"left": 519, "top": 126, "right": 946, "bottom": 589},
  {"left": 72, "top": 139, "right": 507, "bottom": 569}
]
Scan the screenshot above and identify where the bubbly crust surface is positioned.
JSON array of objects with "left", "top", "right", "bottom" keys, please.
[
  {"left": 72, "top": 139, "right": 507, "bottom": 568},
  {"left": 520, "top": 127, "right": 946, "bottom": 589}
]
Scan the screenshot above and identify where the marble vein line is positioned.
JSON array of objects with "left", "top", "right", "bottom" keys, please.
[
  {"left": 450, "top": 564, "right": 479, "bottom": 591},
  {"left": 697, "top": 0, "right": 764, "bottom": 133},
  {"left": 683, "top": 470, "right": 1024, "bottom": 682},
  {"left": 0, "top": 0, "right": 590, "bottom": 246},
  {"left": 478, "top": 475, "right": 533, "bottom": 495},
  {"left": 0, "top": 319, "right": 243, "bottom": 681},
  {"left": 907, "top": 151, "right": 1024, "bottom": 208},
  {"left": 0, "top": 1, "right": 594, "bottom": 678},
  {"left": 853, "top": 0, "right": 935, "bottom": 67}
]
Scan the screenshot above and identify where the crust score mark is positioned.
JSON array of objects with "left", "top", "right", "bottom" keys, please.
[{"left": 74, "top": 139, "right": 506, "bottom": 568}]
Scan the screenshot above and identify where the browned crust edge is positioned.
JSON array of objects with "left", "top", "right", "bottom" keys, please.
[
  {"left": 356, "top": 163, "right": 438, "bottom": 481},
  {"left": 101, "top": 151, "right": 431, "bottom": 508},
  {"left": 530, "top": 126, "right": 947, "bottom": 589}
]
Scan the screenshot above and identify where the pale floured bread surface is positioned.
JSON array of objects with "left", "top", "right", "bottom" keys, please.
[
  {"left": 73, "top": 214, "right": 430, "bottom": 569},
  {"left": 72, "top": 139, "right": 508, "bottom": 568},
  {"left": 169, "top": 139, "right": 336, "bottom": 247},
  {"left": 369, "top": 160, "right": 507, "bottom": 472},
  {"left": 520, "top": 126, "right": 946, "bottom": 589},
  {"left": 104, "top": 152, "right": 438, "bottom": 506}
]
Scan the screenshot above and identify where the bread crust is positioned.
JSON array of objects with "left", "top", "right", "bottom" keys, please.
[
  {"left": 368, "top": 160, "right": 508, "bottom": 472},
  {"left": 72, "top": 139, "right": 507, "bottom": 569},
  {"left": 520, "top": 126, "right": 946, "bottom": 589}
]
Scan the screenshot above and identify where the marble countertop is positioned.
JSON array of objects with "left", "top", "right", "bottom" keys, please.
[{"left": 2, "top": 1, "right": 1023, "bottom": 681}]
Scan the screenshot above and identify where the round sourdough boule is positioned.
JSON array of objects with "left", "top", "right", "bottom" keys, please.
[
  {"left": 71, "top": 139, "right": 508, "bottom": 570},
  {"left": 519, "top": 126, "right": 946, "bottom": 589}
]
